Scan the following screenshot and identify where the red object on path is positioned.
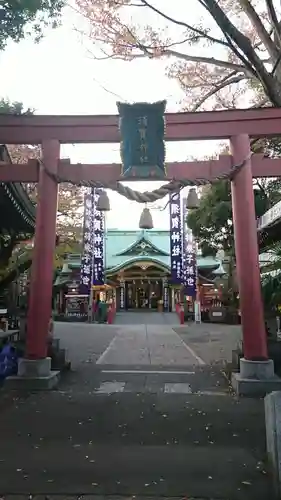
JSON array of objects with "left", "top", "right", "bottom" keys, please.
[
  {"left": 179, "top": 304, "right": 184, "bottom": 325},
  {"left": 107, "top": 305, "right": 113, "bottom": 325},
  {"left": 107, "top": 302, "right": 116, "bottom": 324},
  {"left": 175, "top": 303, "right": 184, "bottom": 324}
]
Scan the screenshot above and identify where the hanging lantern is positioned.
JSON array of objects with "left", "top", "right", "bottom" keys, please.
[
  {"left": 96, "top": 190, "right": 110, "bottom": 211},
  {"left": 212, "top": 263, "right": 227, "bottom": 276},
  {"left": 186, "top": 188, "right": 199, "bottom": 209},
  {"left": 139, "top": 207, "right": 154, "bottom": 230}
]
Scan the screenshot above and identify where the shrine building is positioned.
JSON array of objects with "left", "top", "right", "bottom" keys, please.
[{"left": 54, "top": 228, "right": 225, "bottom": 317}]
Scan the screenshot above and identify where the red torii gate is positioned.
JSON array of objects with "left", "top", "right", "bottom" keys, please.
[{"left": 1, "top": 107, "right": 281, "bottom": 391}]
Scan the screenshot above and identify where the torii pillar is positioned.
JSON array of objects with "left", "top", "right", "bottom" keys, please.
[
  {"left": 230, "top": 134, "right": 280, "bottom": 395},
  {"left": 7, "top": 140, "right": 61, "bottom": 389}
]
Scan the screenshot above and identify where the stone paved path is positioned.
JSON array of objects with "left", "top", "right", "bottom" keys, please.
[
  {"left": 174, "top": 322, "right": 242, "bottom": 366},
  {"left": 114, "top": 311, "right": 179, "bottom": 325},
  {"left": 0, "top": 322, "right": 272, "bottom": 499},
  {"left": 96, "top": 323, "right": 203, "bottom": 367}
]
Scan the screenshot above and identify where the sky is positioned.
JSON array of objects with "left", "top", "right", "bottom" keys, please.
[{"left": 0, "top": 1, "right": 224, "bottom": 229}]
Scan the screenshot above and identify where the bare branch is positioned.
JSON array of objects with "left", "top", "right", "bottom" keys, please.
[
  {"left": 237, "top": 0, "right": 278, "bottom": 59},
  {"left": 200, "top": 0, "right": 281, "bottom": 106},
  {"left": 74, "top": 0, "right": 281, "bottom": 108},
  {"left": 83, "top": 22, "right": 250, "bottom": 75},
  {"left": 191, "top": 74, "right": 247, "bottom": 111},
  {"left": 138, "top": 0, "right": 230, "bottom": 48},
  {"left": 265, "top": 0, "right": 281, "bottom": 48},
  {"left": 163, "top": 49, "right": 253, "bottom": 75}
]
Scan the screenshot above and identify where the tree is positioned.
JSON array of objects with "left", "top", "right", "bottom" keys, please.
[
  {"left": 187, "top": 174, "right": 281, "bottom": 255},
  {"left": 76, "top": 0, "right": 281, "bottom": 109},
  {"left": 262, "top": 271, "right": 281, "bottom": 312},
  {"left": 0, "top": 99, "right": 83, "bottom": 280},
  {"left": 0, "top": 0, "right": 65, "bottom": 50},
  {"left": 187, "top": 179, "right": 271, "bottom": 256},
  {"left": 0, "top": 99, "right": 41, "bottom": 200},
  {"left": 55, "top": 184, "right": 84, "bottom": 268},
  {"left": 187, "top": 177, "right": 281, "bottom": 301}
]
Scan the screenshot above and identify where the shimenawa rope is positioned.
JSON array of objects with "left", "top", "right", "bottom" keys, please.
[{"left": 39, "top": 153, "right": 252, "bottom": 204}]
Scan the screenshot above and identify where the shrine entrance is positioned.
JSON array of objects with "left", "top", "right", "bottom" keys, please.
[
  {"left": 110, "top": 260, "right": 171, "bottom": 312},
  {"left": 1, "top": 106, "right": 281, "bottom": 394},
  {"left": 126, "top": 280, "right": 162, "bottom": 310}
]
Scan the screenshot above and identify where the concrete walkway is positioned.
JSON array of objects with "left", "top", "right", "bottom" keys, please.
[
  {"left": 0, "top": 322, "right": 272, "bottom": 499},
  {"left": 96, "top": 324, "right": 203, "bottom": 366},
  {"left": 114, "top": 311, "right": 179, "bottom": 325}
]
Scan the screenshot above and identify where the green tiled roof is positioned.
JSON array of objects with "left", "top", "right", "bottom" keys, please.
[
  {"left": 116, "top": 229, "right": 169, "bottom": 257},
  {"left": 63, "top": 229, "right": 220, "bottom": 273}
]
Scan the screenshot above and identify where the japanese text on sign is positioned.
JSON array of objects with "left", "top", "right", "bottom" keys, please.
[
  {"left": 163, "top": 278, "right": 169, "bottom": 310},
  {"left": 80, "top": 188, "right": 94, "bottom": 295},
  {"left": 92, "top": 188, "right": 105, "bottom": 286},
  {"left": 169, "top": 192, "right": 182, "bottom": 284},
  {"left": 138, "top": 116, "right": 148, "bottom": 164},
  {"left": 182, "top": 200, "right": 197, "bottom": 297}
]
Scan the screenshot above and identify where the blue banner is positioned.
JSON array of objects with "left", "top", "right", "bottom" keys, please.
[
  {"left": 92, "top": 188, "right": 105, "bottom": 286},
  {"left": 169, "top": 192, "right": 182, "bottom": 284},
  {"left": 80, "top": 189, "right": 94, "bottom": 295},
  {"left": 182, "top": 200, "right": 197, "bottom": 297}
]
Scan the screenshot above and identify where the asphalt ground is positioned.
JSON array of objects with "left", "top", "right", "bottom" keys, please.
[{"left": 0, "top": 320, "right": 272, "bottom": 500}]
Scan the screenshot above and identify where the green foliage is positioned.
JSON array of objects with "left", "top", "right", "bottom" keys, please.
[
  {"left": 187, "top": 180, "right": 276, "bottom": 257},
  {"left": 0, "top": 98, "right": 34, "bottom": 115},
  {"left": 262, "top": 273, "right": 281, "bottom": 310},
  {"left": 261, "top": 244, "right": 281, "bottom": 310},
  {"left": 0, "top": 0, "right": 65, "bottom": 50},
  {"left": 54, "top": 239, "right": 82, "bottom": 269},
  {"left": 187, "top": 181, "right": 232, "bottom": 255}
]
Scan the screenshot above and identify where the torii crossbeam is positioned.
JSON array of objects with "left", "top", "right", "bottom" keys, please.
[
  {"left": 0, "top": 155, "right": 280, "bottom": 183},
  {"left": 0, "top": 106, "right": 281, "bottom": 142}
]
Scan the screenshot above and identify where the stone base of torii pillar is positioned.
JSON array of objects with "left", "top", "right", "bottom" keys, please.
[
  {"left": 232, "top": 358, "right": 281, "bottom": 397},
  {"left": 5, "top": 357, "right": 60, "bottom": 390}
]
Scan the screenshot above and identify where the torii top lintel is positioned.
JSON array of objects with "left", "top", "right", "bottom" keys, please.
[{"left": 0, "top": 107, "right": 281, "bottom": 144}]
